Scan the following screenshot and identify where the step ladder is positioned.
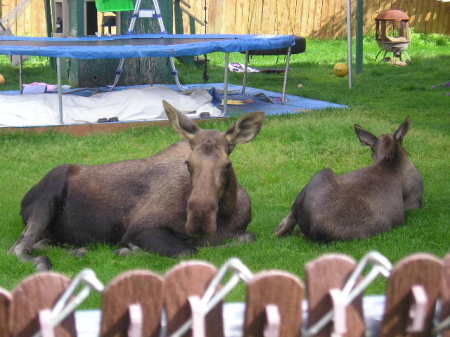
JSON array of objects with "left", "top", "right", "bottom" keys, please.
[{"left": 111, "top": 0, "right": 186, "bottom": 90}]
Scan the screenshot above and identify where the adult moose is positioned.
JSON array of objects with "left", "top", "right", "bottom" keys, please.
[
  {"left": 276, "top": 118, "right": 423, "bottom": 241},
  {"left": 11, "top": 101, "right": 265, "bottom": 271}
]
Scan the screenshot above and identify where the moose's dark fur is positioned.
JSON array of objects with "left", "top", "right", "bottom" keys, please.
[
  {"left": 11, "top": 101, "right": 265, "bottom": 270},
  {"left": 276, "top": 118, "right": 423, "bottom": 241}
]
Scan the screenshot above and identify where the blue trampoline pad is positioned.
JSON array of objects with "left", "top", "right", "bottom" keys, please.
[{"left": 0, "top": 34, "right": 297, "bottom": 59}]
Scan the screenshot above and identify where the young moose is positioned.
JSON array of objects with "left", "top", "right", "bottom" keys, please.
[
  {"left": 276, "top": 118, "right": 423, "bottom": 241},
  {"left": 11, "top": 101, "right": 265, "bottom": 271}
]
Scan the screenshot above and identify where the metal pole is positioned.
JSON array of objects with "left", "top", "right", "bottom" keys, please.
[
  {"left": 111, "top": 0, "right": 143, "bottom": 89},
  {"left": 152, "top": 0, "right": 186, "bottom": 90},
  {"left": 346, "top": 0, "right": 353, "bottom": 89},
  {"left": 19, "top": 55, "right": 23, "bottom": 94},
  {"left": 56, "top": 57, "right": 64, "bottom": 125},
  {"left": 281, "top": 47, "right": 292, "bottom": 104},
  {"left": 241, "top": 51, "right": 249, "bottom": 95},
  {"left": 356, "top": 0, "right": 364, "bottom": 73},
  {"left": 223, "top": 52, "right": 230, "bottom": 116},
  {"left": 111, "top": 0, "right": 186, "bottom": 91}
]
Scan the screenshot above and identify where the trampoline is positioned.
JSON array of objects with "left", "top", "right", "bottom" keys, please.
[
  {"left": 0, "top": 34, "right": 298, "bottom": 125},
  {"left": 0, "top": 34, "right": 297, "bottom": 59}
]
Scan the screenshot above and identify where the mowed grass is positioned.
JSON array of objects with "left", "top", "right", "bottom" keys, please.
[{"left": 0, "top": 33, "right": 449, "bottom": 305}]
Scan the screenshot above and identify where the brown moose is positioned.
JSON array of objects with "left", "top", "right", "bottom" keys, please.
[
  {"left": 276, "top": 118, "right": 423, "bottom": 241},
  {"left": 10, "top": 101, "right": 265, "bottom": 270}
]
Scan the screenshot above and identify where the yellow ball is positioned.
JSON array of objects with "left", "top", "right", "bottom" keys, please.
[
  {"left": 333, "top": 63, "right": 348, "bottom": 77},
  {"left": 0, "top": 73, "right": 5, "bottom": 85}
]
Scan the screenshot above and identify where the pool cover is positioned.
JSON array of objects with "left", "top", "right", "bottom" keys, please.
[{"left": 0, "top": 34, "right": 297, "bottom": 59}]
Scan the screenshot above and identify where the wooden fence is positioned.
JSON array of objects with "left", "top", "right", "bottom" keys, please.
[
  {"left": 1, "top": 0, "right": 449, "bottom": 37},
  {"left": 0, "top": 251, "right": 449, "bottom": 337},
  {"left": 194, "top": 0, "right": 450, "bottom": 37}
]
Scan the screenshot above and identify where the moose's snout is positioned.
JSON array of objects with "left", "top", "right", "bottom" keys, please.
[{"left": 186, "top": 199, "right": 218, "bottom": 236}]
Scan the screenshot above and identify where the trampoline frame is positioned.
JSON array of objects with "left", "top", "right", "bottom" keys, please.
[{"left": 1, "top": 34, "right": 296, "bottom": 125}]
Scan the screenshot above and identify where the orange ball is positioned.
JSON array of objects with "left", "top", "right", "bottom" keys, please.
[
  {"left": 0, "top": 73, "right": 5, "bottom": 85},
  {"left": 333, "top": 63, "right": 348, "bottom": 77}
]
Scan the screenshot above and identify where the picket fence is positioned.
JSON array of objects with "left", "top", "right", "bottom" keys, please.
[{"left": 0, "top": 251, "right": 449, "bottom": 337}]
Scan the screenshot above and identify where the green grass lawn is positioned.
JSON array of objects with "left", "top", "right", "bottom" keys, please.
[{"left": 0, "top": 33, "right": 449, "bottom": 305}]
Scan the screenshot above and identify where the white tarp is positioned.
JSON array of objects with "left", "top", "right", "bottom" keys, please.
[{"left": 0, "top": 86, "right": 222, "bottom": 127}]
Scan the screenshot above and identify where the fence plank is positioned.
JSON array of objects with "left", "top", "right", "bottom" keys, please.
[
  {"left": 164, "top": 261, "right": 224, "bottom": 337},
  {"left": 446, "top": 3, "right": 450, "bottom": 36},
  {"left": 253, "top": 0, "right": 262, "bottom": 34},
  {"left": 380, "top": 253, "right": 443, "bottom": 337},
  {"left": 329, "top": 0, "right": 339, "bottom": 38},
  {"left": 1, "top": 0, "right": 449, "bottom": 37},
  {"left": 437, "top": 1, "right": 449, "bottom": 36},
  {"left": 0, "top": 288, "right": 11, "bottom": 337},
  {"left": 292, "top": 0, "right": 301, "bottom": 37},
  {"left": 406, "top": 0, "right": 418, "bottom": 29},
  {"left": 206, "top": 0, "right": 219, "bottom": 34},
  {"left": 305, "top": 254, "right": 365, "bottom": 337},
  {"left": 434, "top": 1, "right": 443, "bottom": 36},
  {"left": 244, "top": 270, "right": 304, "bottom": 337},
  {"left": 286, "top": 0, "right": 296, "bottom": 34},
  {"left": 319, "top": 0, "right": 330, "bottom": 39},
  {"left": 100, "top": 270, "right": 164, "bottom": 337},
  {"left": 416, "top": 0, "right": 428, "bottom": 33},
  {"left": 314, "top": 0, "right": 324, "bottom": 37},
  {"left": 10, "top": 272, "right": 76, "bottom": 337},
  {"left": 241, "top": 0, "right": 250, "bottom": 34}
]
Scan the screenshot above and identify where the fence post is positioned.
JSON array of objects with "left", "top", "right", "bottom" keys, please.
[
  {"left": 244, "top": 270, "right": 304, "bottom": 337},
  {"left": 165, "top": 261, "right": 224, "bottom": 337},
  {"left": 305, "top": 254, "right": 365, "bottom": 337},
  {"left": 100, "top": 270, "right": 164, "bottom": 337},
  {"left": 9, "top": 272, "right": 77, "bottom": 337},
  {"left": 380, "top": 253, "right": 443, "bottom": 337}
]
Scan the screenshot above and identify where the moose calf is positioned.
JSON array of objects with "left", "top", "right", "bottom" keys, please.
[{"left": 276, "top": 118, "right": 423, "bottom": 241}]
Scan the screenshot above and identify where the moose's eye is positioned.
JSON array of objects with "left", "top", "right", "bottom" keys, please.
[
  {"left": 224, "top": 162, "right": 232, "bottom": 171},
  {"left": 185, "top": 160, "right": 193, "bottom": 174}
]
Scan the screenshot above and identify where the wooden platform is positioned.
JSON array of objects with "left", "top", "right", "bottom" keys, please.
[{"left": 0, "top": 117, "right": 226, "bottom": 136}]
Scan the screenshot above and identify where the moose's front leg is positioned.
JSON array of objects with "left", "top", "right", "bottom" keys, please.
[
  {"left": 115, "top": 243, "right": 142, "bottom": 256},
  {"left": 9, "top": 221, "right": 52, "bottom": 271},
  {"left": 196, "top": 230, "right": 256, "bottom": 248},
  {"left": 120, "top": 226, "right": 198, "bottom": 257}
]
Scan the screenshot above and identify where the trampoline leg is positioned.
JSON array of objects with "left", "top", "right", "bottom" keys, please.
[
  {"left": 281, "top": 47, "right": 292, "bottom": 104},
  {"left": 56, "top": 57, "right": 64, "bottom": 125},
  {"left": 223, "top": 52, "right": 230, "bottom": 116},
  {"left": 241, "top": 51, "right": 249, "bottom": 95},
  {"left": 19, "top": 55, "right": 23, "bottom": 94},
  {"left": 150, "top": 0, "right": 186, "bottom": 91},
  {"left": 169, "top": 57, "right": 187, "bottom": 91},
  {"left": 111, "top": 59, "right": 125, "bottom": 89},
  {"left": 346, "top": 0, "right": 353, "bottom": 89}
]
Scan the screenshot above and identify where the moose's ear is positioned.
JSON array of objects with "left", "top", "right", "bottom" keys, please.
[
  {"left": 393, "top": 117, "right": 411, "bottom": 143},
  {"left": 354, "top": 124, "right": 378, "bottom": 148},
  {"left": 163, "top": 100, "right": 199, "bottom": 141},
  {"left": 225, "top": 111, "right": 265, "bottom": 152}
]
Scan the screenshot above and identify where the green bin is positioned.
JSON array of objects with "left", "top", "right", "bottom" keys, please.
[{"left": 95, "top": 0, "right": 134, "bottom": 12}]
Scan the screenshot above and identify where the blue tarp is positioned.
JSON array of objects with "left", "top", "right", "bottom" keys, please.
[
  {"left": 0, "top": 83, "right": 348, "bottom": 117},
  {"left": 63, "top": 83, "right": 348, "bottom": 114},
  {"left": 0, "top": 34, "right": 297, "bottom": 59},
  {"left": 200, "top": 83, "right": 347, "bottom": 115}
]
